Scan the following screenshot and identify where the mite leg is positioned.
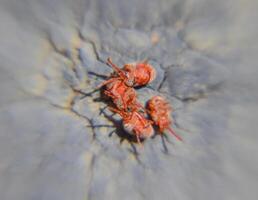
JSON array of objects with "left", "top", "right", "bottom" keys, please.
[
  {"left": 140, "top": 58, "right": 149, "bottom": 64},
  {"left": 96, "top": 77, "right": 118, "bottom": 89},
  {"left": 104, "top": 90, "right": 117, "bottom": 99},
  {"left": 168, "top": 127, "right": 183, "bottom": 141},
  {"left": 134, "top": 112, "right": 149, "bottom": 127},
  {"left": 136, "top": 134, "right": 141, "bottom": 144},
  {"left": 107, "top": 58, "right": 126, "bottom": 79},
  {"left": 108, "top": 106, "right": 124, "bottom": 118},
  {"left": 135, "top": 131, "right": 143, "bottom": 148}
]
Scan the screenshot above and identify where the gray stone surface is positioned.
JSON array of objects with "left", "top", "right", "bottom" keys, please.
[{"left": 1, "top": 0, "right": 258, "bottom": 200}]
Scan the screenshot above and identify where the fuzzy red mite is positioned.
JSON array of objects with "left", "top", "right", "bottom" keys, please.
[
  {"left": 109, "top": 106, "right": 154, "bottom": 145},
  {"left": 146, "top": 95, "right": 182, "bottom": 141}
]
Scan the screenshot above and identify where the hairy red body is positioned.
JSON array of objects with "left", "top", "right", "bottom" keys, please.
[
  {"left": 147, "top": 96, "right": 182, "bottom": 141},
  {"left": 99, "top": 58, "right": 150, "bottom": 111},
  {"left": 110, "top": 107, "right": 154, "bottom": 144},
  {"left": 103, "top": 79, "right": 136, "bottom": 110},
  {"left": 123, "top": 62, "right": 156, "bottom": 87}
]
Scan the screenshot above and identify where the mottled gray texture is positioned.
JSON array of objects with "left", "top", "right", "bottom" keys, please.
[{"left": 0, "top": 0, "right": 258, "bottom": 200}]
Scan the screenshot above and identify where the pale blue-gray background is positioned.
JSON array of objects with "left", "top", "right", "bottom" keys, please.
[{"left": 0, "top": 0, "right": 257, "bottom": 199}]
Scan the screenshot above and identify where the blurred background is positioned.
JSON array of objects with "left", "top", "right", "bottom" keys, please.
[{"left": 0, "top": 0, "right": 258, "bottom": 200}]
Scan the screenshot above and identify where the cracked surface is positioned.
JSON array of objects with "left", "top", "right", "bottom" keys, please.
[{"left": 1, "top": 0, "right": 258, "bottom": 200}]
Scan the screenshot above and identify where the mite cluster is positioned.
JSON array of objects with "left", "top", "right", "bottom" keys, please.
[{"left": 99, "top": 58, "right": 182, "bottom": 145}]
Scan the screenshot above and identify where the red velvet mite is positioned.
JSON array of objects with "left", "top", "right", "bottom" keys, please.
[{"left": 146, "top": 96, "right": 182, "bottom": 141}]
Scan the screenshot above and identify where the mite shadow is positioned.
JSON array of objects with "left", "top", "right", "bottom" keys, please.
[
  {"left": 150, "top": 126, "right": 171, "bottom": 155},
  {"left": 90, "top": 106, "right": 144, "bottom": 159}
]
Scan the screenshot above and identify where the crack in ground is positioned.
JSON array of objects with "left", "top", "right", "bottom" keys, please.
[
  {"left": 70, "top": 50, "right": 82, "bottom": 81},
  {"left": 78, "top": 31, "right": 106, "bottom": 65},
  {"left": 17, "top": 82, "right": 106, "bottom": 144},
  {"left": 45, "top": 29, "right": 86, "bottom": 86},
  {"left": 45, "top": 32, "right": 70, "bottom": 59},
  {"left": 157, "top": 69, "right": 168, "bottom": 92},
  {"left": 172, "top": 81, "right": 224, "bottom": 103},
  {"left": 70, "top": 109, "right": 104, "bottom": 144}
]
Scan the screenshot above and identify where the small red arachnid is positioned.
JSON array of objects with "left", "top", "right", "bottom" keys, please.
[
  {"left": 99, "top": 58, "right": 156, "bottom": 88},
  {"left": 109, "top": 107, "right": 154, "bottom": 144},
  {"left": 101, "top": 78, "right": 145, "bottom": 112},
  {"left": 99, "top": 58, "right": 134, "bottom": 87},
  {"left": 122, "top": 60, "right": 156, "bottom": 87},
  {"left": 146, "top": 96, "right": 182, "bottom": 141},
  {"left": 102, "top": 79, "right": 136, "bottom": 110},
  {"left": 98, "top": 58, "right": 149, "bottom": 111}
]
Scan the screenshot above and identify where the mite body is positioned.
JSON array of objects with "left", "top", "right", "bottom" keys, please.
[
  {"left": 147, "top": 96, "right": 182, "bottom": 141},
  {"left": 99, "top": 58, "right": 151, "bottom": 111},
  {"left": 103, "top": 79, "right": 137, "bottom": 110},
  {"left": 99, "top": 58, "right": 156, "bottom": 88},
  {"left": 122, "top": 61, "right": 156, "bottom": 87},
  {"left": 110, "top": 107, "right": 154, "bottom": 144}
]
